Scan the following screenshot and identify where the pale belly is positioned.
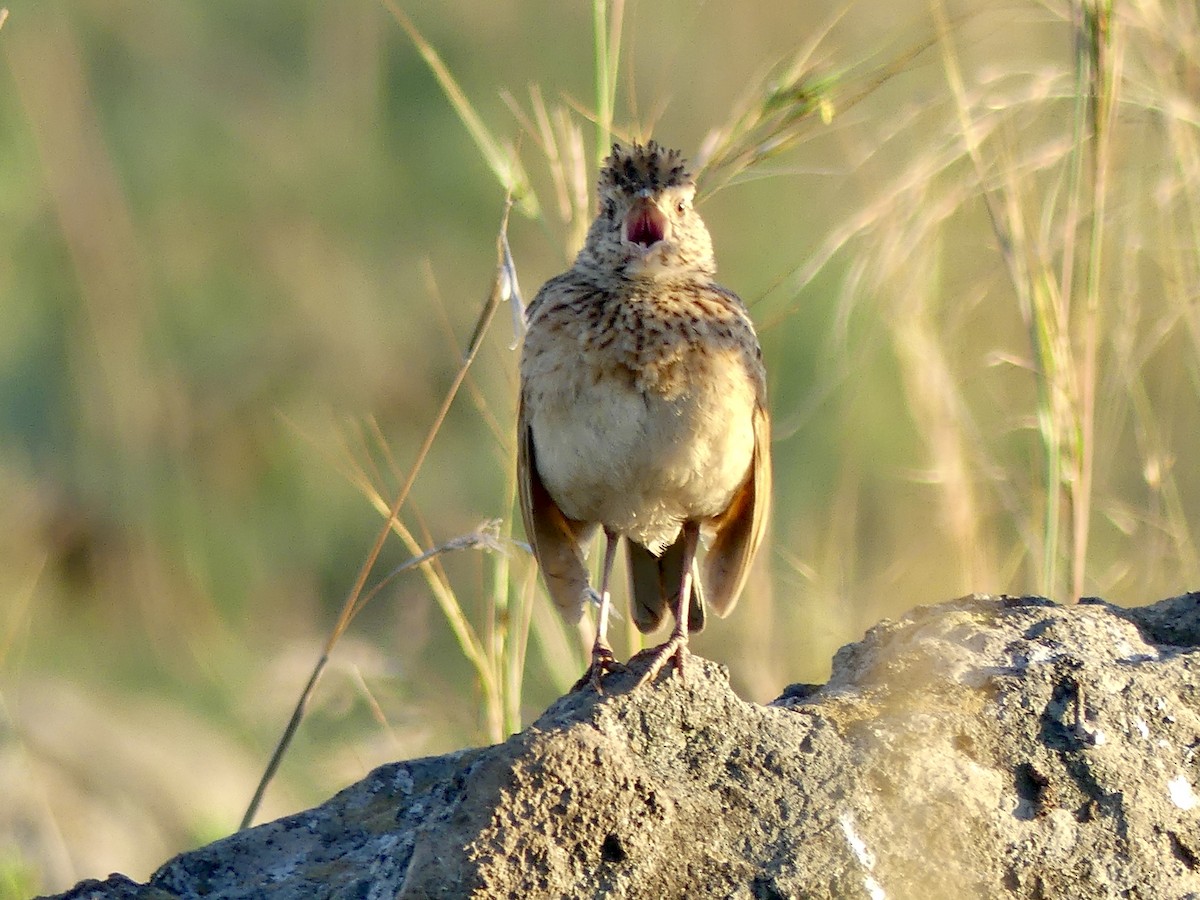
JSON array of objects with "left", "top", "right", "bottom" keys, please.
[{"left": 527, "top": 350, "right": 756, "bottom": 553}]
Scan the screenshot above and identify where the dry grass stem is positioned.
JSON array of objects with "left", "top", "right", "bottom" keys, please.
[{"left": 240, "top": 203, "right": 515, "bottom": 829}]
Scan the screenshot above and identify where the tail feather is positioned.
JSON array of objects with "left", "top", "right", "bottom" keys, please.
[{"left": 627, "top": 537, "right": 705, "bottom": 635}]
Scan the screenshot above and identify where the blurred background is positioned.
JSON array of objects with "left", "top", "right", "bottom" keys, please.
[{"left": 2, "top": 0, "right": 1198, "bottom": 893}]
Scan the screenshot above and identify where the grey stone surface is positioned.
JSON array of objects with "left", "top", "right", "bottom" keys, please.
[{"left": 41, "top": 594, "right": 1200, "bottom": 898}]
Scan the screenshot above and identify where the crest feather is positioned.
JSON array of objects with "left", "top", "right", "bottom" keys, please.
[{"left": 598, "top": 141, "right": 693, "bottom": 194}]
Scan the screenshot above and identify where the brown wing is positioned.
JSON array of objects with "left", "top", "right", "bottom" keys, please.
[
  {"left": 702, "top": 402, "right": 771, "bottom": 616},
  {"left": 517, "top": 397, "right": 595, "bottom": 623}
]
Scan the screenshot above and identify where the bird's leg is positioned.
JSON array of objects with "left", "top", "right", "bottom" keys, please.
[
  {"left": 636, "top": 521, "right": 701, "bottom": 688},
  {"left": 573, "top": 527, "right": 626, "bottom": 692}
]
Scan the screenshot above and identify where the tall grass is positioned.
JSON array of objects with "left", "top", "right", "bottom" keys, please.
[
  {"left": 240, "top": 201, "right": 547, "bottom": 827},
  {"left": 810, "top": 0, "right": 1200, "bottom": 605},
  {"left": 927, "top": 0, "right": 1118, "bottom": 603}
]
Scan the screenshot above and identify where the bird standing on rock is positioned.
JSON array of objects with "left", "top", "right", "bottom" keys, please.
[{"left": 517, "top": 141, "right": 771, "bottom": 690}]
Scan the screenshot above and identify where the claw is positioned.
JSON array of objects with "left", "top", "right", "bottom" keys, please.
[
  {"left": 634, "top": 636, "right": 689, "bottom": 689},
  {"left": 571, "top": 644, "right": 627, "bottom": 693}
]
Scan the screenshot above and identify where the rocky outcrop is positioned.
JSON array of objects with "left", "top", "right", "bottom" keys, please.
[{"left": 45, "top": 594, "right": 1200, "bottom": 898}]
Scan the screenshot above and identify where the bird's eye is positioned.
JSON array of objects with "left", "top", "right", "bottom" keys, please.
[{"left": 675, "top": 199, "right": 686, "bottom": 214}]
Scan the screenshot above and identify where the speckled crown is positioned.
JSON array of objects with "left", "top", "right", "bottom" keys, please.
[{"left": 599, "top": 141, "right": 694, "bottom": 194}]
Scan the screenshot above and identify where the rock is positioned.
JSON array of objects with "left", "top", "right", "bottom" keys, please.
[{"left": 39, "top": 594, "right": 1200, "bottom": 899}]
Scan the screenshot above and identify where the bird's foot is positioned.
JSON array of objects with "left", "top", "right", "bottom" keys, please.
[
  {"left": 571, "top": 644, "right": 626, "bottom": 694},
  {"left": 634, "top": 635, "right": 689, "bottom": 689}
]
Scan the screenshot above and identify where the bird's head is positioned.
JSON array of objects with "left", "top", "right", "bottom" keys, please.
[{"left": 576, "top": 141, "right": 715, "bottom": 279}]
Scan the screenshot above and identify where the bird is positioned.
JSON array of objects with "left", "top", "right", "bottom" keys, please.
[{"left": 517, "top": 140, "right": 770, "bottom": 690}]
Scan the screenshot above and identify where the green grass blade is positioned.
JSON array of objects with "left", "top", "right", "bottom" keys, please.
[{"left": 382, "top": 1, "right": 539, "bottom": 217}]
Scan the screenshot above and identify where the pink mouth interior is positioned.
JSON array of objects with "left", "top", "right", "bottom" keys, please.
[{"left": 625, "top": 205, "right": 667, "bottom": 247}]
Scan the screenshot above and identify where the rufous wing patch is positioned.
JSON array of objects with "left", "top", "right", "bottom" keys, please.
[
  {"left": 702, "top": 403, "right": 771, "bottom": 617},
  {"left": 517, "top": 399, "right": 595, "bottom": 622}
]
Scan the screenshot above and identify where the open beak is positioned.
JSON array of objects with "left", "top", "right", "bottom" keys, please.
[{"left": 623, "top": 196, "right": 668, "bottom": 248}]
